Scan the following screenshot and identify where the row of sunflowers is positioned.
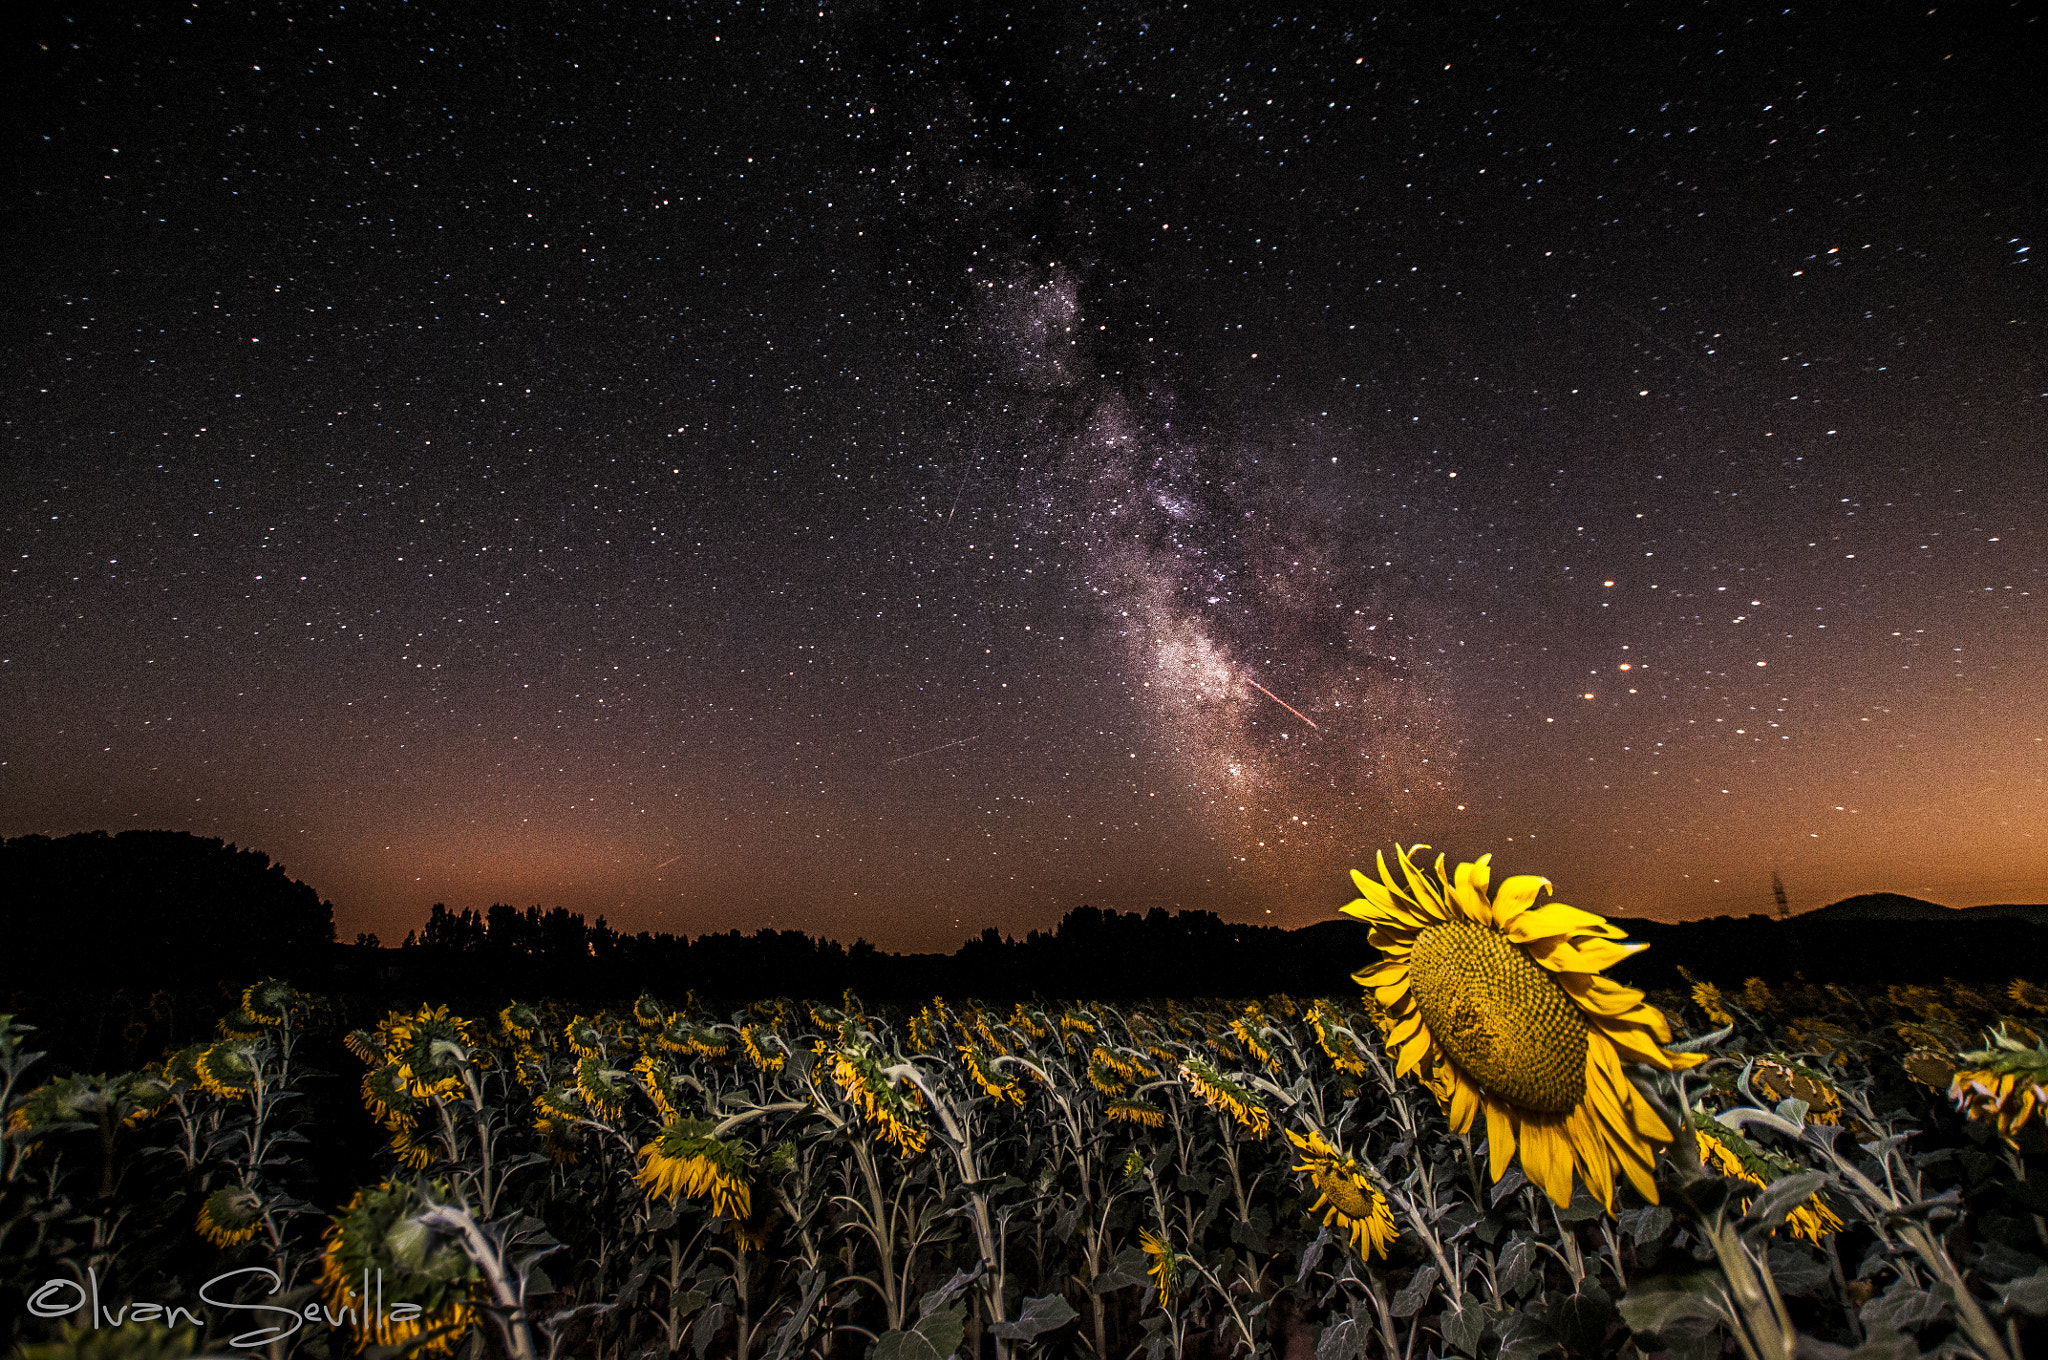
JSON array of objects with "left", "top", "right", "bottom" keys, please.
[{"left": 4, "top": 844, "right": 2046, "bottom": 1359}]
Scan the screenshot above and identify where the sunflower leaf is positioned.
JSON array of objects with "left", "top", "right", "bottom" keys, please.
[
  {"left": 1389, "top": 1264, "right": 1439, "bottom": 1318},
  {"left": 1091, "top": 1246, "right": 1151, "bottom": 1294},
  {"left": 1617, "top": 1276, "right": 1725, "bottom": 1338},
  {"left": 1490, "top": 1167, "right": 1530, "bottom": 1206},
  {"left": 1314, "top": 1316, "right": 1360, "bottom": 1360},
  {"left": 1739, "top": 1170, "right": 1829, "bottom": 1238},
  {"left": 1858, "top": 1281, "right": 1948, "bottom": 1333},
  {"left": 2000, "top": 1268, "right": 2048, "bottom": 1317},
  {"left": 917, "top": 1264, "right": 982, "bottom": 1316},
  {"left": 990, "top": 1293, "right": 1078, "bottom": 1341}
]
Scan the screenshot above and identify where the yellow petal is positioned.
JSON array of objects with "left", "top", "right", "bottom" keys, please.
[
  {"left": 1485, "top": 1097, "right": 1517, "bottom": 1181},
  {"left": 1396, "top": 1025, "right": 1434, "bottom": 1077},
  {"left": 1556, "top": 971, "right": 1649, "bottom": 1017},
  {"left": 1522, "top": 1118, "right": 1576, "bottom": 1208},
  {"left": 1529, "top": 935, "right": 1643, "bottom": 975},
  {"left": 1489, "top": 874, "right": 1552, "bottom": 931},
  {"left": 1447, "top": 1068, "right": 1480, "bottom": 1134},
  {"left": 1508, "top": 902, "right": 1618, "bottom": 944},
  {"left": 1353, "top": 959, "right": 1406, "bottom": 989},
  {"left": 1565, "top": 1097, "right": 1615, "bottom": 1212},
  {"left": 1395, "top": 846, "right": 1445, "bottom": 916}
]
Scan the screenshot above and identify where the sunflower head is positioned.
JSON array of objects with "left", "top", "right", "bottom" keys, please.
[
  {"left": 362, "top": 1063, "right": 426, "bottom": 1128},
  {"left": 1345, "top": 843, "right": 1703, "bottom": 1212},
  {"left": 195, "top": 1185, "right": 266, "bottom": 1248},
  {"left": 632, "top": 994, "right": 667, "bottom": 1031},
  {"left": 1692, "top": 1114, "right": 1844, "bottom": 1243},
  {"left": 239, "top": 979, "right": 299, "bottom": 1028},
  {"left": 1285, "top": 1129, "right": 1398, "bottom": 1259},
  {"left": 830, "top": 1046, "right": 928, "bottom": 1155},
  {"left": 1749, "top": 1056, "right": 1841, "bottom": 1125},
  {"left": 576, "top": 1056, "right": 630, "bottom": 1121},
  {"left": 1948, "top": 1028, "right": 2048, "bottom": 1150},
  {"left": 499, "top": 1002, "right": 543, "bottom": 1044},
  {"left": 637, "top": 1118, "right": 754, "bottom": 1219},
  {"left": 195, "top": 1042, "right": 260, "bottom": 1100},
  {"left": 1106, "top": 1098, "right": 1169, "bottom": 1130},
  {"left": 1178, "top": 1056, "right": 1270, "bottom": 1138},
  {"left": 392, "top": 1009, "right": 475, "bottom": 1101},
  {"left": 2009, "top": 979, "right": 2048, "bottom": 1015},
  {"left": 1138, "top": 1229, "right": 1177, "bottom": 1310},
  {"left": 321, "top": 1182, "right": 481, "bottom": 1356}
]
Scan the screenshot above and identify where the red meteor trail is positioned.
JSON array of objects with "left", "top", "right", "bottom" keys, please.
[{"left": 1242, "top": 677, "right": 1319, "bottom": 729}]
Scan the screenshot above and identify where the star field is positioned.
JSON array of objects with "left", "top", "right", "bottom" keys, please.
[{"left": 4, "top": 4, "right": 2043, "bottom": 951}]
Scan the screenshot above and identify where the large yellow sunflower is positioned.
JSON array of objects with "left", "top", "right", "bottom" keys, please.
[
  {"left": 1344, "top": 844, "right": 1703, "bottom": 1211},
  {"left": 1285, "top": 1129, "right": 1398, "bottom": 1259}
]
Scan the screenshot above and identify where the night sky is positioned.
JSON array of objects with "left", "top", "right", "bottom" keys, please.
[{"left": 6, "top": 4, "right": 2043, "bottom": 953}]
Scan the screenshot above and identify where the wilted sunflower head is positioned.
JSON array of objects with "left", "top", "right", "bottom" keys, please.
[
  {"left": 1138, "top": 1229, "right": 1177, "bottom": 1310},
  {"left": 362, "top": 1063, "right": 425, "bottom": 1129},
  {"left": 196, "top": 1186, "right": 266, "bottom": 1248},
  {"left": 829, "top": 1046, "right": 928, "bottom": 1155},
  {"left": 1179, "top": 1057, "right": 1270, "bottom": 1139},
  {"left": 1691, "top": 1114, "right": 1845, "bottom": 1244},
  {"left": 564, "top": 1015, "right": 608, "bottom": 1059},
  {"left": 240, "top": 979, "right": 298, "bottom": 1027},
  {"left": 631, "top": 993, "right": 667, "bottom": 1031},
  {"left": 1345, "top": 843, "right": 1704, "bottom": 1212},
  {"left": 1106, "top": 1098, "right": 1169, "bottom": 1130},
  {"left": 1901, "top": 1049, "right": 1956, "bottom": 1091},
  {"left": 1749, "top": 1056, "right": 1841, "bottom": 1125},
  {"left": 499, "top": 1002, "right": 542, "bottom": 1044},
  {"left": 1285, "top": 1129, "right": 1398, "bottom": 1259},
  {"left": 321, "top": 1182, "right": 481, "bottom": 1357},
  {"left": 195, "top": 1042, "right": 261, "bottom": 1100},
  {"left": 391, "top": 1008, "right": 475, "bottom": 1101},
  {"left": 1948, "top": 1028, "right": 2048, "bottom": 1150},
  {"left": 637, "top": 1118, "right": 754, "bottom": 1220}
]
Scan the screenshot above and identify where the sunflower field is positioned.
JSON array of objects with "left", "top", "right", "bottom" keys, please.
[{"left": 4, "top": 846, "right": 2047, "bottom": 1360}]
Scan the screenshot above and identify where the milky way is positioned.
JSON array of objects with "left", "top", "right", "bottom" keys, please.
[{"left": 4, "top": 4, "right": 2042, "bottom": 949}]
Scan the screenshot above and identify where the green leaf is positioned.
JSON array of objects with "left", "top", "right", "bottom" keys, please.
[
  {"left": 1858, "top": 1282, "right": 1948, "bottom": 1334},
  {"left": 1315, "top": 1317, "right": 1360, "bottom": 1360},
  {"left": 1092, "top": 1245, "right": 1152, "bottom": 1294},
  {"left": 990, "top": 1293, "right": 1078, "bottom": 1341},
  {"left": 874, "top": 1306, "right": 968, "bottom": 1360},
  {"left": 1390, "top": 1264, "right": 1439, "bottom": 1318},
  {"left": 1499, "top": 1236, "right": 1540, "bottom": 1298},
  {"left": 1442, "top": 1293, "right": 1488, "bottom": 1356},
  {"left": 1616, "top": 1204, "right": 1672, "bottom": 1245},
  {"left": 2001, "top": 1268, "right": 2048, "bottom": 1317},
  {"left": 917, "top": 1265, "right": 982, "bottom": 1317},
  {"left": 1739, "top": 1171, "right": 1829, "bottom": 1238},
  {"left": 1547, "top": 1285, "right": 1616, "bottom": 1358},
  {"left": 1617, "top": 1277, "right": 1725, "bottom": 1337},
  {"left": 1764, "top": 1244, "right": 1829, "bottom": 1299}
]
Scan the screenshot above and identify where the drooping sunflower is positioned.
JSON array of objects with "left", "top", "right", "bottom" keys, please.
[
  {"left": 740, "top": 1024, "right": 786, "bottom": 1072},
  {"left": 320, "top": 1182, "right": 481, "bottom": 1357},
  {"left": 1285, "top": 1129, "right": 1398, "bottom": 1259},
  {"left": 499, "top": 1002, "right": 543, "bottom": 1044},
  {"left": 390, "top": 1007, "right": 476, "bottom": 1102},
  {"left": 1306, "top": 1003, "right": 1368, "bottom": 1077},
  {"left": 196, "top": 1186, "right": 265, "bottom": 1248},
  {"left": 1137, "top": 1229, "right": 1177, "bottom": 1310},
  {"left": 1179, "top": 1057, "right": 1271, "bottom": 1138},
  {"left": 2010, "top": 979, "right": 2048, "bottom": 1015},
  {"left": 1689, "top": 980, "right": 1736, "bottom": 1029},
  {"left": 1105, "top": 1098, "right": 1169, "bottom": 1129},
  {"left": 195, "top": 1042, "right": 259, "bottom": 1100},
  {"left": 960, "top": 1041, "right": 1025, "bottom": 1106},
  {"left": 1692, "top": 1114, "right": 1844, "bottom": 1243},
  {"left": 1344, "top": 844, "right": 1703, "bottom": 1211},
  {"left": 576, "top": 1055, "right": 631, "bottom": 1121},
  {"left": 1749, "top": 1057, "right": 1841, "bottom": 1125},
  {"left": 637, "top": 1117, "right": 754, "bottom": 1219},
  {"left": 240, "top": 979, "right": 299, "bottom": 1027},
  {"left": 1948, "top": 1029, "right": 2048, "bottom": 1150},
  {"left": 829, "top": 1046, "right": 928, "bottom": 1156}
]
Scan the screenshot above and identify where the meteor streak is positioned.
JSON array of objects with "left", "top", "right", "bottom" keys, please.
[
  {"left": 653, "top": 854, "right": 684, "bottom": 870},
  {"left": 888, "top": 734, "right": 982, "bottom": 765},
  {"left": 1243, "top": 677, "right": 1319, "bottom": 730}
]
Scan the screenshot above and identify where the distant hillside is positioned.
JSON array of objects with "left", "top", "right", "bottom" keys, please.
[{"left": 1801, "top": 892, "right": 2048, "bottom": 926}]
